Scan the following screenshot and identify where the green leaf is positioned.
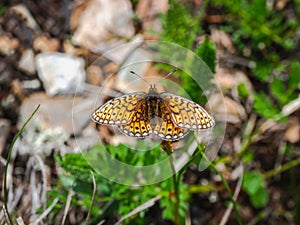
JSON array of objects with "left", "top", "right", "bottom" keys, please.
[
  {"left": 253, "top": 93, "right": 278, "bottom": 119},
  {"left": 252, "top": 61, "right": 272, "bottom": 81},
  {"left": 242, "top": 151, "right": 254, "bottom": 163},
  {"left": 243, "top": 171, "right": 264, "bottom": 195},
  {"left": 243, "top": 171, "right": 269, "bottom": 208},
  {"left": 237, "top": 82, "right": 249, "bottom": 99},
  {"left": 289, "top": 61, "right": 300, "bottom": 90},
  {"left": 270, "top": 78, "right": 287, "bottom": 104},
  {"left": 250, "top": 186, "right": 269, "bottom": 208}
]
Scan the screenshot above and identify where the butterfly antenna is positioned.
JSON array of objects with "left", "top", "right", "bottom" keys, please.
[
  {"left": 155, "top": 69, "right": 177, "bottom": 86},
  {"left": 130, "top": 71, "right": 151, "bottom": 86}
]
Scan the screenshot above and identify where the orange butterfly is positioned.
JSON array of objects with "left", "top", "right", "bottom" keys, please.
[{"left": 91, "top": 71, "right": 215, "bottom": 141}]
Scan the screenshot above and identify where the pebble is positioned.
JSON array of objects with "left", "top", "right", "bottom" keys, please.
[
  {"left": 35, "top": 52, "right": 86, "bottom": 96},
  {"left": 284, "top": 118, "right": 300, "bottom": 143},
  {"left": 72, "top": 0, "right": 135, "bottom": 53},
  {"left": 0, "top": 35, "right": 19, "bottom": 55},
  {"left": 33, "top": 36, "right": 60, "bottom": 52},
  {"left": 86, "top": 65, "right": 103, "bottom": 86},
  {"left": 18, "top": 49, "right": 36, "bottom": 74}
]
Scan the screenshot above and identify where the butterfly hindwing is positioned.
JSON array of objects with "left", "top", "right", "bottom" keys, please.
[
  {"left": 118, "top": 100, "right": 152, "bottom": 138},
  {"left": 153, "top": 102, "right": 189, "bottom": 141},
  {"left": 91, "top": 93, "right": 146, "bottom": 125},
  {"left": 161, "top": 93, "right": 215, "bottom": 130}
]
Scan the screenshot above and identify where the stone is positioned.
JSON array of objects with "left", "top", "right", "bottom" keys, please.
[
  {"left": 18, "top": 49, "right": 36, "bottom": 74},
  {"left": 284, "top": 118, "right": 300, "bottom": 143},
  {"left": 33, "top": 36, "right": 60, "bottom": 52},
  {"left": 18, "top": 92, "right": 95, "bottom": 135},
  {"left": 86, "top": 65, "right": 103, "bottom": 86},
  {"left": 35, "top": 52, "right": 86, "bottom": 96},
  {"left": 0, "top": 35, "right": 19, "bottom": 55},
  {"left": 72, "top": 0, "right": 135, "bottom": 53}
]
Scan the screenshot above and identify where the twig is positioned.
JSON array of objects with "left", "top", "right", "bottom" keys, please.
[
  {"left": 85, "top": 171, "right": 97, "bottom": 225},
  {"left": 30, "top": 198, "right": 59, "bottom": 225},
  {"left": 62, "top": 189, "right": 74, "bottom": 225},
  {"left": 239, "top": 95, "right": 300, "bottom": 157},
  {"left": 3, "top": 104, "right": 40, "bottom": 225},
  {"left": 198, "top": 146, "right": 243, "bottom": 225},
  {"left": 219, "top": 164, "right": 244, "bottom": 225},
  {"left": 2, "top": 205, "right": 12, "bottom": 225},
  {"left": 114, "top": 196, "right": 161, "bottom": 225},
  {"left": 282, "top": 94, "right": 300, "bottom": 116},
  {"left": 16, "top": 217, "right": 25, "bottom": 225},
  {"left": 0, "top": 155, "right": 7, "bottom": 165}
]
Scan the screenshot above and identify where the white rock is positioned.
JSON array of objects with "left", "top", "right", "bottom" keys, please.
[
  {"left": 35, "top": 53, "right": 86, "bottom": 96},
  {"left": 72, "top": 0, "right": 135, "bottom": 53},
  {"left": 18, "top": 92, "right": 95, "bottom": 135},
  {"left": 18, "top": 49, "right": 36, "bottom": 74}
]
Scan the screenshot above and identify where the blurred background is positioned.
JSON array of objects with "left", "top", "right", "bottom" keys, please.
[{"left": 0, "top": 0, "right": 300, "bottom": 224}]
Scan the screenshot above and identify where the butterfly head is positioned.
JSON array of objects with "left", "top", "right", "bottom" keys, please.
[{"left": 148, "top": 84, "right": 158, "bottom": 94}]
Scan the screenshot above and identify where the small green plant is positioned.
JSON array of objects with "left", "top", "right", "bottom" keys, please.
[
  {"left": 253, "top": 61, "right": 300, "bottom": 120},
  {"left": 212, "top": 0, "right": 299, "bottom": 82},
  {"left": 50, "top": 143, "right": 190, "bottom": 224},
  {"left": 242, "top": 171, "right": 268, "bottom": 208},
  {"left": 3, "top": 105, "right": 40, "bottom": 225},
  {"left": 0, "top": 4, "right": 6, "bottom": 15},
  {"left": 160, "top": 0, "right": 200, "bottom": 48},
  {"left": 159, "top": 1, "right": 216, "bottom": 105},
  {"left": 159, "top": 0, "right": 216, "bottom": 104}
]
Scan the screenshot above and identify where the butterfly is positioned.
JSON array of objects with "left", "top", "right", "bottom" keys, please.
[{"left": 91, "top": 71, "right": 215, "bottom": 141}]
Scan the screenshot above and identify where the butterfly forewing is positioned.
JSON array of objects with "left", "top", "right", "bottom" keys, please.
[
  {"left": 91, "top": 93, "right": 146, "bottom": 125},
  {"left": 161, "top": 93, "right": 215, "bottom": 130}
]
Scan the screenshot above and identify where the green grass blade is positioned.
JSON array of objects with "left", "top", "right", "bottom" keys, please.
[{"left": 3, "top": 104, "right": 40, "bottom": 224}]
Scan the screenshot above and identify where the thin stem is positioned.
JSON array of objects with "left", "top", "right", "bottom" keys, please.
[
  {"left": 169, "top": 156, "right": 180, "bottom": 225},
  {"left": 162, "top": 141, "right": 180, "bottom": 225},
  {"left": 3, "top": 104, "right": 40, "bottom": 224},
  {"left": 263, "top": 156, "right": 300, "bottom": 179}
]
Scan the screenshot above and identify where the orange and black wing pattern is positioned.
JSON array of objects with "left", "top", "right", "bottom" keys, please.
[{"left": 161, "top": 93, "right": 215, "bottom": 130}]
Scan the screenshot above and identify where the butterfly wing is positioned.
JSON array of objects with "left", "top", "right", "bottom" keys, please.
[
  {"left": 91, "top": 93, "right": 146, "bottom": 125},
  {"left": 161, "top": 93, "right": 215, "bottom": 130},
  {"left": 118, "top": 100, "right": 152, "bottom": 138},
  {"left": 153, "top": 101, "right": 189, "bottom": 141}
]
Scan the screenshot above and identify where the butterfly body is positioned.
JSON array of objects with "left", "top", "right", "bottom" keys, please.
[{"left": 92, "top": 84, "right": 215, "bottom": 141}]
